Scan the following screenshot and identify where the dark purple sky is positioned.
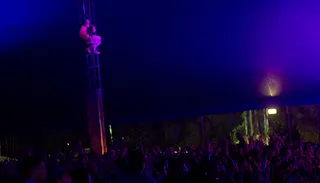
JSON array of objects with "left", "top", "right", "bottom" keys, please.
[{"left": 1, "top": 0, "right": 320, "bottom": 132}]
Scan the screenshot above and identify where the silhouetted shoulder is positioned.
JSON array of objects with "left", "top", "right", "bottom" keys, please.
[
  {"left": 143, "top": 176, "right": 156, "bottom": 183},
  {"left": 118, "top": 173, "right": 156, "bottom": 183}
]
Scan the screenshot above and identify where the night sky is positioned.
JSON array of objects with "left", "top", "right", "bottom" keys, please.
[{"left": 1, "top": 0, "right": 320, "bottom": 132}]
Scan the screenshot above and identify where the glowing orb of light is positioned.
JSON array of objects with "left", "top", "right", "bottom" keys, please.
[
  {"left": 267, "top": 108, "right": 277, "bottom": 115},
  {"left": 260, "top": 75, "right": 281, "bottom": 97}
]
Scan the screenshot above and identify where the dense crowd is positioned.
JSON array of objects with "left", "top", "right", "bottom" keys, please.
[{"left": 1, "top": 132, "right": 320, "bottom": 183}]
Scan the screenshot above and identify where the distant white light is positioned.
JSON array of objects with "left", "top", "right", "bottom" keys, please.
[
  {"left": 261, "top": 75, "right": 281, "bottom": 97},
  {"left": 267, "top": 108, "right": 277, "bottom": 115},
  {"left": 67, "top": 143, "right": 70, "bottom": 146}
]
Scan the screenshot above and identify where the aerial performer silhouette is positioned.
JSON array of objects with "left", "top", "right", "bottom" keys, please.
[{"left": 79, "top": 18, "right": 101, "bottom": 54}]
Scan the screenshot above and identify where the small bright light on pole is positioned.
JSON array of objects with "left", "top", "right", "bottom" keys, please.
[{"left": 267, "top": 108, "right": 277, "bottom": 115}]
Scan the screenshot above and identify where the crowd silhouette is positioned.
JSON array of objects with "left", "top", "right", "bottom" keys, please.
[{"left": 0, "top": 132, "right": 319, "bottom": 183}]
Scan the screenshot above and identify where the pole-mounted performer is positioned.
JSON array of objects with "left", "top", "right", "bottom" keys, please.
[{"left": 79, "top": 18, "right": 101, "bottom": 54}]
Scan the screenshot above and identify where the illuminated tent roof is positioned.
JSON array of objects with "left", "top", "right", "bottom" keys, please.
[
  {"left": 97, "top": 0, "right": 320, "bottom": 123},
  {"left": 2, "top": 0, "right": 320, "bottom": 126}
]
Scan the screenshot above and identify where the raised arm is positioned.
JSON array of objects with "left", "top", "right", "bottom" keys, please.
[
  {"left": 79, "top": 26, "right": 90, "bottom": 40},
  {"left": 92, "top": 25, "right": 97, "bottom": 33}
]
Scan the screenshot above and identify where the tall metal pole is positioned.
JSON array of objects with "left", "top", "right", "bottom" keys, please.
[
  {"left": 286, "top": 106, "right": 292, "bottom": 143},
  {"left": 243, "top": 111, "right": 248, "bottom": 136},
  {"left": 264, "top": 109, "right": 269, "bottom": 145},
  {"left": 248, "top": 110, "right": 253, "bottom": 136},
  {"left": 200, "top": 116, "right": 205, "bottom": 149},
  {"left": 258, "top": 110, "right": 263, "bottom": 138},
  {"left": 79, "top": 0, "right": 107, "bottom": 155}
]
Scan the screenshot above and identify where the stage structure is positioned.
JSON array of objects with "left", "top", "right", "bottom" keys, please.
[{"left": 79, "top": 0, "right": 107, "bottom": 155}]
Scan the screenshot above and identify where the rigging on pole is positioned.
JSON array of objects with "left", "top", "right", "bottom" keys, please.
[{"left": 79, "top": 0, "right": 107, "bottom": 155}]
